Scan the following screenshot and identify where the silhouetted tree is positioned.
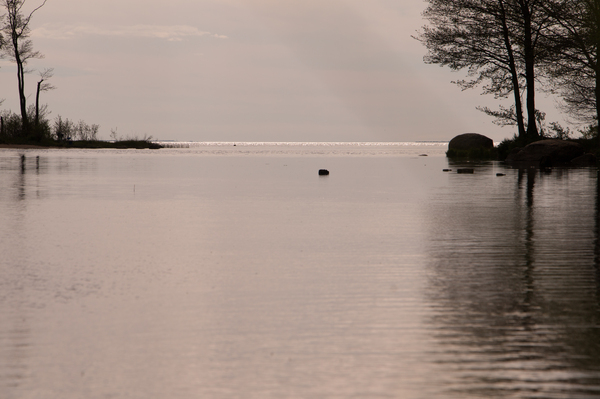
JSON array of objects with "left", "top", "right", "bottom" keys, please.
[
  {"left": 542, "top": 0, "right": 600, "bottom": 129},
  {"left": 416, "top": 0, "right": 549, "bottom": 140},
  {"left": 1, "top": 0, "right": 47, "bottom": 137}
]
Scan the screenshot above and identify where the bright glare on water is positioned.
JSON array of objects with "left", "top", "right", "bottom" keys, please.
[{"left": 1, "top": 143, "right": 599, "bottom": 398}]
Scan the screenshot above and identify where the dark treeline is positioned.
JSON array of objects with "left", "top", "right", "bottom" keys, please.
[
  {"left": 415, "top": 0, "right": 600, "bottom": 147},
  {"left": 0, "top": 0, "right": 158, "bottom": 148}
]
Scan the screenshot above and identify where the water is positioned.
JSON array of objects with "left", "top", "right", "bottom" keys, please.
[{"left": 1, "top": 143, "right": 599, "bottom": 398}]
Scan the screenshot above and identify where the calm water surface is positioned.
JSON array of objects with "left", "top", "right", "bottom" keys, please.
[{"left": 1, "top": 143, "right": 599, "bottom": 398}]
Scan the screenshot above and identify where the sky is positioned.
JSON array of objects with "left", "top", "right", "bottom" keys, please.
[{"left": 0, "top": 0, "right": 572, "bottom": 142}]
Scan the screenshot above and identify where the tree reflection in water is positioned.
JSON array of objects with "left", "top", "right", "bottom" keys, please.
[{"left": 426, "top": 162, "right": 600, "bottom": 398}]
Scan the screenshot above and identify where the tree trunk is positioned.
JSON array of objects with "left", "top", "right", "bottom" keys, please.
[
  {"left": 12, "top": 34, "right": 29, "bottom": 136},
  {"left": 522, "top": 0, "right": 539, "bottom": 139},
  {"left": 36, "top": 79, "right": 42, "bottom": 127},
  {"left": 499, "top": 0, "right": 526, "bottom": 138},
  {"left": 595, "top": 63, "right": 600, "bottom": 146}
]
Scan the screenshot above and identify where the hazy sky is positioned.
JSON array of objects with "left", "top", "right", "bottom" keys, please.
[{"left": 0, "top": 0, "right": 569, "bottom": 142}]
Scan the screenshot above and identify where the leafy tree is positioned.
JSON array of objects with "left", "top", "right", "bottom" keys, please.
[
  {"left": 1, "top": 0, "right": 47, "bottom": 137},
  {"left": 542, "top": 0, "right": 600, "bottom": 129},
  {"left": 416, "top": 0, "right": 549, "bottom": 140}
]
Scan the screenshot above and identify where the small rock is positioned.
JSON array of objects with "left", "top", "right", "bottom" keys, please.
[
  {"left": 318, "top": 169, "right": 329, "bottom": 176},
  {"left": 419, "top": 154, "right": 428, "bottom": 157},
  {"left": 442, "top": 169, "right": 452, "bottom": 172},
  {"left": 496, "top": 173, "right": 505, "bottom": 176}
]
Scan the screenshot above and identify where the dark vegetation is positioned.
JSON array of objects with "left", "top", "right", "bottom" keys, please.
[
  {"left": 0, "top": 0, "right": 161, "bottom": 149},
  {"left": 446, "top": 130, "right": 600, "bottom": 161},
  {"left": 416, "top": 0, "right": 600, "bottom": 161}
]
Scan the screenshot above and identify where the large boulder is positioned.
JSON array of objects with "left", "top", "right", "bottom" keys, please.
[
  {"left": 507, "top": 139, "right": 585, "bottom": 166},
  {"left": 570, "top": 153, "right": 597, "bottom": 167},
  {"left": 448, "top": 133, "right": 494, "bottom": 151}
]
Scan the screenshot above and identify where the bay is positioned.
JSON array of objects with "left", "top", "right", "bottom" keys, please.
[{"left": 1, "top": 143, "right": 599, "bottom": 398}]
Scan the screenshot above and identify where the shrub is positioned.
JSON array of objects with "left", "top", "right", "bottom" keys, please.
[
  {"left": 73, "top": 120, "right": 99, "bottom": 141},
  {"left": 53, "top": 115, "right": 74, "bottom": 141}
]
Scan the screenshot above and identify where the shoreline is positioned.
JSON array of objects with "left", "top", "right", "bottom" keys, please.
[
  {"left": 0, "top": 141, "right": 162, "bottom": 150},
  {"left": 0, "top": 144, "right": 50, "bottom": 149}
]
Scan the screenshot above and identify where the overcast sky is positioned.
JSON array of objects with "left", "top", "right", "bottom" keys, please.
[{"left": 0, "top": 0, "right": 569, "bottom": 142}]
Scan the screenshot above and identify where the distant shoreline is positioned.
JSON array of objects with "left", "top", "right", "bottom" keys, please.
[
  {"left": 0, "top": 141, "right": 450, "bottom": 150},
  {"left": 0, "top": 140, "right": 162, "bottom": 150},
  {"left": 0, "top": 144, "right": 50, "bottom": 149}
]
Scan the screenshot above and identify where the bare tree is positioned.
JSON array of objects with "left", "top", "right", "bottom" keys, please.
[
  {"left": 35, "top": 67, "right": 54, "bottom": 126},
  {"left": 1, "top": 0, "right": 47, "bottom": 136}
]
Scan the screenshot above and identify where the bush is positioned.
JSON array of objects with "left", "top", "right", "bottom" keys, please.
[
  {"left": 495, "top": 133, "right": 551, "bottom": 160},
  {"left": 74, "top": 120, "right": 99, "bottom": 141},
  {"left": 0, "top": 107, "right": 53, "bottom": 143},
  {"left": 0, "top": 111, "right": 23, "bottom": 141},
  {"left": 53, "top": 116, "right": 99, "bottom": 141},
  {"left": 53, "top": 115, "right": 73, "bottom": 141}
]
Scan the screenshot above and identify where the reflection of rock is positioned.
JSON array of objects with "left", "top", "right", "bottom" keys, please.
[
  {"left": 506, "top": 148, "right": 523, "bottom": 161},
  {"left": 448, "top": 133, "right": 494, "bottom": 151},
  {"left": 506, "top": 139, "right": 585, "bottom": 166}
]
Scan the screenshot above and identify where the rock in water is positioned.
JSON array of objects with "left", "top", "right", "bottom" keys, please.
[
  {"left": 448, "top": 133, "right": 494, "bottom": 151},
  {"left": 570, "top": 153, "right": 597, "bottom": 167},
  {"left": 319, "top": 169, "right": 329, "bottom": 176},
  {"left": 506, "top": 139, "right": 585, "bottom": 166}
]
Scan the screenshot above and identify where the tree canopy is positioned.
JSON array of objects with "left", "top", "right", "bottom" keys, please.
[{"left": 417, "top": 0, "right": 600, "bottom": 141}]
